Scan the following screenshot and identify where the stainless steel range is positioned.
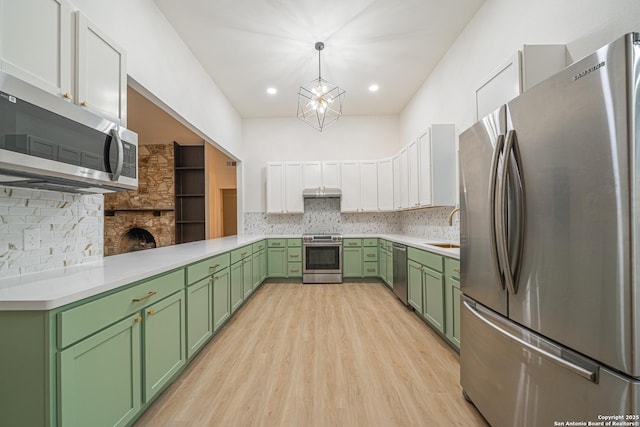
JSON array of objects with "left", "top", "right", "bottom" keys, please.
[{"left": 302, "top": 234, "right": 343, "bottom": 283}]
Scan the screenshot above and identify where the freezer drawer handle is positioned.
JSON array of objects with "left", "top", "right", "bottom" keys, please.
[{"left": 463, "top": 300, "right": 599, "bottom": 383}]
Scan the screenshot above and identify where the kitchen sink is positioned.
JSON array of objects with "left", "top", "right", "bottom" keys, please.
[{"left": 424, "top": 242, "right": 460, "bottom": 249}]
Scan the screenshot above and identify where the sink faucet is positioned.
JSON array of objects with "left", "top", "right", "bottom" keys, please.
[{"left": 448, "top": 207, "right": 460, "bottom": 226}]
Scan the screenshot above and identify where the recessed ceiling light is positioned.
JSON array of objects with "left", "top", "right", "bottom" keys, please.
[
  {"left": 368, "top": 84, "right": 379, "bottom": 92},
  {"left": 267, "top": 87, "right": 277, "bottom": 95}
]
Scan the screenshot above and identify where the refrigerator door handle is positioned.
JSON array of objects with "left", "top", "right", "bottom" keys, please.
[
  {"left": 489, "top": 133, "right": 506, "bottom": 290},
  {"left": 463, "top": 300, "right": 600, "bottom": 383}
]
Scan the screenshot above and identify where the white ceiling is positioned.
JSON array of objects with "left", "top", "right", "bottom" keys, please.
[{"left": 153, "top": 0, "right": 485, "bottom": 118}]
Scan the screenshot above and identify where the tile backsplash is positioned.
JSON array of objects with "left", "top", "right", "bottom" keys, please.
[
  {"left": 0, "top": 186, "right": 104, "bottom": 278},
  {"left": 244, "top": 198, "right": 459, "bottom": 240}
]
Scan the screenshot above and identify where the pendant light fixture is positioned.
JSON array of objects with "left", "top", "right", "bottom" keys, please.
[{"left": 297, "top": 42, "right": 345, "bottom": 132}]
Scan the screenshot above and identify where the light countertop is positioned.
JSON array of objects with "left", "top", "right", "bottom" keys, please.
[{"left": 0, "top": 233, "right": 458, "bottom": 311}]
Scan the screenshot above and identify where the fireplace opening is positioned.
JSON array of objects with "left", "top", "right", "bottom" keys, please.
[{"left": 120, "top": 227, "right": 157, "bottom": 253}]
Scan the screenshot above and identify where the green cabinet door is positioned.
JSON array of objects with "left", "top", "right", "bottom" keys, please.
[
  {"left": 213, "top": 267, "right": 230, "bottom": 331},
  {"left": 243, "top": 257, "right": 253, "bottom": 298},
  {"left": 386, "top": 249, "right": 393, "bottom": 287},
  {"left": 267, "top": 247, "right": 287, "bottom": 277},
  {"left": 422, "top": 268, "right": 445, "bottom": 333},
  {"left": 144, "top": 291, "right": 186, "bottom": 403},
  {"left": 450, "top": 278, "right": 461, "bottom": 348},
  {"left": 186, "top": 277, "right": 213, "bottom": 358},
  {"left": 230, "top": 261, "right": 244, "bottom": 313},
  {"left": 343, "top": 247, "right": 363, "bottom": 277},
  {"left": 407, "top": 260, "right": 423, "bottom": 312},
  {"left": 379, "top": 248, "right": 387, "bottom": 283},
  {"left": 58, "top": 314, "right": 141, "bottom": 427},
  {"left": 259, "top": 249, "right": 267, "bottom": 282},
  {"left": 252, "top": 251, "right": 261, "bottom": 289}
]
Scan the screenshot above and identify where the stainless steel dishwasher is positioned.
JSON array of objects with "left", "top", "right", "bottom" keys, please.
[{"left": 392, "top": 243, "right": 408, "bottom": 305}]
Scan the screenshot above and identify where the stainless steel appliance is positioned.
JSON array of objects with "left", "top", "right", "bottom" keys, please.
[
  {"left": 392, "top": 243, "right": 407, "bottom": 305},
  {"left": 459, "top": 33, "right": 640, "bottom": 426},
  {"left": 0, "top": 70, "right": 138, "bottom": 193},
  {"left": 302, "top": 234, "right": 343, "bottom": 283}
]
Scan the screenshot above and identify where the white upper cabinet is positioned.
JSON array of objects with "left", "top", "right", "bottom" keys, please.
[
  {"left": 0, "top": 0, "right": 72, "bottom": 98},
  {"left": 302, "top": 161, "right": 341, "bottom": 190},
  {"left": 424, "top": 124, "right": 457, "bottom": 206},
  {"left": 417, "top": 130, "right": 432, "bottom": 206},
  {"left": 407, "top": 139, "right": 420, "bottom": 208},
  {"left": 340, "top": 161, "right": 378, "bottom": 213},
  {"left": 0, "top": 1, "right": 128, "bottom": 125},
  {"left": 392, "top": 155, "right": 401, "bottom": 210},
  {"left": 398, "top": 148, "right": 409, "bottom": 210},
  {"left": 266, "top": 162, "right": 303, "bottom": 214},
  {"left": 377, "top": 158, "right": 394, "bottom": 212},
  {"left": 76, "top": 12, "right": 127, "bottom": 125},
  {"left": 475, "top": 44, "right": 566, "bottom": 120}
]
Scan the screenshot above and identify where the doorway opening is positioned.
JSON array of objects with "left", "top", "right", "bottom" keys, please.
[{"left": 222, "top": 189, "right": 237, "bottom": 236}]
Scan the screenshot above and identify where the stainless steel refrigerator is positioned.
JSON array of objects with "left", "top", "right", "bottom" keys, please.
[{"left": 459, "top": 33, "right": 640, "bottom": 426}]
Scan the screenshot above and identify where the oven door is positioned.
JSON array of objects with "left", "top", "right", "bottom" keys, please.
[{"left": 303, "top": 243, "right": 343, "bottom": 274}]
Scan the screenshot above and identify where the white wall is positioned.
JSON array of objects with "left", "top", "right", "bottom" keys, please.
[
  {"left": 401, "top": 0, "right": 640, "bottom": 143},
  {"left": 242, "top": 116, "right": 400, "bottom": 212},
  {"left": 69, "top": 0, "right": 242, "bottom": 158}
]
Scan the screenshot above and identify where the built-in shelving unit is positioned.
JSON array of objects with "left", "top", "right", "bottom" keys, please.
[{"left": 174, "top": 142, "right": 206, "bottom": 243}]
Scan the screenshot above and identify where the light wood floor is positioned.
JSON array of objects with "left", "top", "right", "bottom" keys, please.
[{"left": 134, "top": 282, "right": 488, "bottom": 427}]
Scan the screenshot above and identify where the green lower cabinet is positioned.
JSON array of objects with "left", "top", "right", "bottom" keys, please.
[
  {"left": 363, "top": 261, "right": 378, "bottom": 277},
  {"left": 252, "top": 252, "right": 261, "bottom": 289},
  {"left": 213, "top": 267, "right": 231, "bottom": 331},
  {"left": 343, "top": 247, "right": 363, "bottom": 278},
  {"left": 186, "top": 277, "right": 213, "bottom": 358},
  {"left": 243, "top": 257, "right": 253, "bottom": 298},
  {"left": 386, "top": 249, "right": 393, "bottom": 287},
  {"left": 379, "top": 248, "right": 388, "bottom": 283},
  {"left": 230, "top": 261, "right": 244, "bottom": 313},
  {"left": 288, "top": 262, "right": 302, "bottom": 277},
  {"left": 407, "top": 260, "right": 423, "bottom": 312},
  {"left": 267, "top": 247, "right": 287, "bottom": 277},
  {"left": 259, "top": 249, "right": 267, "bottom": 282},
  {"left": 422, "top": 268, "right": 445, "bottom": 334},
  {"left": 58, "top": 314, "right": 142, "bottom": 427},
  {"left": 445, "top": 258, "right": 461, "bottom": 349},
  {"left": 144, "top": 291, "right": 186, "bottom": 403}
]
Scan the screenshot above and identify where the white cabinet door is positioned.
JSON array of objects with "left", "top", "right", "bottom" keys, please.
[
  {"left": 392, "top": 155, "right": 401, "bottom": 210},
  {"left": 360, "top": 161, "right": 378, "bottom": 212},
  {"left": 377, "top": 158, "right": 394, "bottom": 211},
  {"left": 340, "top": 161, "right": 360, "bottom": 212},
  {"left": 398, "top": 148, "right": 409, "bottom": 209},
  {"left": 284, "top": 162, "right": 303, "bottom": 213},
  {"left": 431, "top": 124, "right": 457, "bottom": 206},
  {"left": 0, "top": 0, "right": 72, "bottom": 98},
  {"left": 266, "top": 163, "right": 285, "bottom": 213},
  {"left": 418, "top": 130, "right": 432, "bottom": 206},
  {"left": 321, "top": 161, "right": 341, "bottom": 188},
  {"left": 76, "top": 12, "right": 127, "bottom": 125},
  {"left": 475, "top": 45, "right": 565, "bottom": 120},
  {"left": 407, "top": 140, "right": 419, "bottom": 208},
  {"left": 302, "top": 162, "right": 322, "bottom": 190}
]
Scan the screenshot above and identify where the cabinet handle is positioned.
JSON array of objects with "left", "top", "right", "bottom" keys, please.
[
  {"left": 63, "top": 92, "right": 73, "bottom": 100},
  {"left": 366, "top": 254, "right": 375, "bottom": 257},
  {"left": 132, "top": 291, "right": 157, "bottom": 302},
  {"left": 367, "top": 269, "right": 375, "bottom": 272},
  {"left": 214, "top": 276, "right": 220, "bottom": 280},
  {"left": 209, "top": 263, "right": 220, "bottom": 270},
  {"left": 135, "top": 316, "right": 142, "bottom": 323},
  {"left": 148, "top": 309, "right": 156, "bottom": 316},
  {"left": 291, "top": 269, "right": 299, "bottom": 273},
  {"left": 290, "top": 254, "right": 299, "bottom": 258},
  {"left": 241, "top": 252, "right": 247, "bottom": 257},
  {"left": 453, "top": 269, "right": 460, "bottom": 273},
  {"left": 80, "top": 101, "right": 89, "bottom": 107}
]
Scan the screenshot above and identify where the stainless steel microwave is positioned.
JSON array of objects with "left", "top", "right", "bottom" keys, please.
[{"left": 0, "top": 70, "right": 137, "bottom": 193}]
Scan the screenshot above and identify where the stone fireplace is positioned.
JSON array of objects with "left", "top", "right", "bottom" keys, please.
[{"left": 104, "top": 144, "right": 175, "bottom": 256}]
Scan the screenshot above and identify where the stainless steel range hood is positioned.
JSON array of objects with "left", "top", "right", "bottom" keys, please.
[{"left": 302, "top": 187, "right": 342, "bottom": 198}]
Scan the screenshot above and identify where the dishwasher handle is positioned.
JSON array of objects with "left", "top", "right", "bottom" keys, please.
[{"left": 392, "top": 244, "right": 407, "bottom": 252}]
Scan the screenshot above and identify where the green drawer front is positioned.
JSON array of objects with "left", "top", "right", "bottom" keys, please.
[
  {"left": 288, "top": 247, "right": 302, "bottom": 262},
  {"left": 230, "top": 246, "right": 252, "bottom": 264},
  {"left": 363, "top": 246, "right": 378, "bottom": 261},
  {"left": 268, "top": 238, "right": 287, "bottom": 248},
  {"left": 57, "top": 269, "right": 185, "bottom": 349},
  {"left": 187, "top": 252, "right": 230, "bottom": 284},
  {"left": 252, "top": 240, "right": 266, "bottom": 253},
  {"left": 343, "top": 238, "right": 362, "bottom": 247},
  {"left": 378, "top": 239, "right": 385, "bottom": 248},
  {"left": 363, "top": 238, "right": 378, "bottom": 247},
  {"left": 408, "top": 247, "right": 443, "bottom": 272},
  {"left": 288, "top": 262, "right": 302, "bottom": 277},
  {"left": 445, "top": 257, "right": 460, "bottom": 280},
  {"left": 287, "top": 238, "right": 302, "bottom": 247},
  {"left": 363, "top": 261, "right": 379, "bottom": 277}
]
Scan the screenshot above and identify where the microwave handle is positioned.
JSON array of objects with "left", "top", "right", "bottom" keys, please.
[{"left": 110, "top": 128, "right": 124, "bottom": 181}]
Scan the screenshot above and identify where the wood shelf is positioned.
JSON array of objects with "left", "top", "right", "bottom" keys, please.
[{"left": 175, "top": 142, "right": 206, "bottom": 244}]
